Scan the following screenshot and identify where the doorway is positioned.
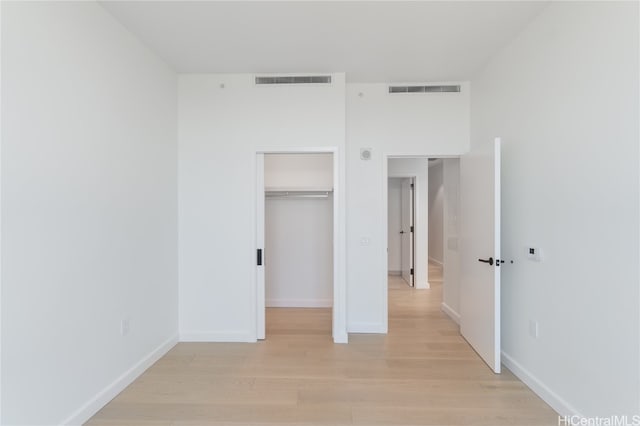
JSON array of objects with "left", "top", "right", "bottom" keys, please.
[
  {"left": 382, "top": 138, "right": 502, "bottom": 373},
  {"left": 387, "top": 158, "right": 429, "bottom": 290},
  {"left": 255, "top": 149, "right": 347, "bottom": 343},
  {"left": 385, "top": 156, "right": 459, "bottom": 330}
]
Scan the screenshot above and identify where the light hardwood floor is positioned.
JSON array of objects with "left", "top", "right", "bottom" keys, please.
[{"left": 87, "top": 264, "right": 557, "bottom": 425}]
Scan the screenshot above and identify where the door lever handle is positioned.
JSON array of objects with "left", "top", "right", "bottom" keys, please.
[
  {"left": 478, "top": 257, "right": 494, "bottom": 266},
  {"left": 400, "top": 230, "right": 405, "bottom": 234}
]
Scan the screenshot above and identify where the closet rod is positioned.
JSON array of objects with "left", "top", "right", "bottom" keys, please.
[{"left": 265, "top": 190, "right": 331, "bottom": 199}]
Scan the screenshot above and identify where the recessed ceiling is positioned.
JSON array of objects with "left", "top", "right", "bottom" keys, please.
[{"left": 100, "top": 1, "right": 548, "bottom": 83}]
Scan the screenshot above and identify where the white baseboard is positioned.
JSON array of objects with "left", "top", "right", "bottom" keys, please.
[
  {"left": 428, "top": 257, "right": 444, "bottom": 266},
  {"left": 266, "top": 298, "right": 332, "bottom": 308},
  {"left": 179, "top": 331, "right": 256, "bottom": 342},
  {"left": 415, "top": 280, "right": 431, "bottom": 289},
  {"left": 348, "top": 322, "right": 385, "bottom": 333},
  {"left": 440, "top": 302, "right": 460, "bottom": 324},
  {"left": 388, "top": 270, "right": 402, "bottom": 276},
  {"left": 501, "top": 351, "right": 581, "bottom": 418},
  {"left": 333, "top": 331, "right": 349, "bottom": 344},
  {"left": 61, "top": 334, "right": 178, "bottom": 426}
]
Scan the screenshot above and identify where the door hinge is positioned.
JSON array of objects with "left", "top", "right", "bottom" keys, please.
[
  {"left": 257, "top": 249, "right": 263, "bottom": 266},
  {"left": 410, "top": 183, "right": 414, "bottom": 189},
  {"left": 410, "top": 268, "right": 414, "bottom": 275},
  {"left": 410, "top": 226, "right": 414, "bottom": 233}
]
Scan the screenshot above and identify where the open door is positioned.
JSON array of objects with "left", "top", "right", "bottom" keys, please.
[
  {"left": 460, "top": 137, "right": 501, "bottom": 373},
  {"left": 400, "top": 178, "right": 414, "bottom": 286},
  {"left": 256, "top": 153, "right": 265, "bottom": 340}
]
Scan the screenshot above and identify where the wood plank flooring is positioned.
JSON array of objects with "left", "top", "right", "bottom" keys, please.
[{"left": 86, "top": 264, "right": 557, "bottom": 425}]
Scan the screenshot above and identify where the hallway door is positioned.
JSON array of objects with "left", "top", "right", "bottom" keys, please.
[
  {"left": 400, "top": 178, "right": 414, "bottom": 286},
  {"left": 460, "top": 137, "right": 501, "bottom": 373}
]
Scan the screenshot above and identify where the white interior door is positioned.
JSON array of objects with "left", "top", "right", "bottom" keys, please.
[
  {"left": 400, "top": 178, "right": 414, "bottom": 286},
  {"left": 256, "top": 153, "right": 265, "bottom": 340},
  {"left": 460, "top": 137, "right": 501, "bottom": 373}
]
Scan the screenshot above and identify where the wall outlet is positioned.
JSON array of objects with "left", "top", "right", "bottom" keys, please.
[
  {"left": 121, "top": 318, "right": 130, "bottom": 336},
  {"left": 529, "top": 319, "right": 539, "bottom": 338}
]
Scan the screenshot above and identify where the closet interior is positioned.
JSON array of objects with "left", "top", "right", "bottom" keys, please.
[{"left": 263, "top": 153, "right": 334, "bottom": 321}]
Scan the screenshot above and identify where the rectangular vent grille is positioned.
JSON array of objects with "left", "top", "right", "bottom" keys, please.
[
  {"left": 389, "top": 85, "right": 461, "bottom": 93},
  {"left": 256, "top": 75, "right": 332, "bottom": 85}
]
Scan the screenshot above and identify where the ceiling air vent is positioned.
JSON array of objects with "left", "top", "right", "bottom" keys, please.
[
  {"left": 389, "top": 85, "right": 461, "bottom": 93},
  {"left": 255, "top": 75, "right": 332, "bottom": 85}
]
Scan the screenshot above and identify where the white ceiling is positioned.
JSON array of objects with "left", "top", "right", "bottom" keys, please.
[{"left": 101, "top": 1, "right": 547, "bottom": 83}]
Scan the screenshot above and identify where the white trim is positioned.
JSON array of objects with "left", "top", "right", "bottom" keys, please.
[
  {"left": 428, "top": 257, "right": 443, "bottom": 267},
  {"left": 441, "top": 302, "right": 460, "bottom": 324},
  {"left": 348, "top": 322, "right": 385, "bottom": 333},
  {"left": 0, "top": 2, "right": 3, "bottom": 417},
  {"left": 381, "top": 158, "right": 389, "bottom": 333},
  {"left": 415, "top": 280, "right": 431, "bottom": 290},
  {"left": 332, "top": 146, "right": 348, "bottom": 344},
  {"left": 333, "top": 331, "right": 348, "bottom": 344},
  {"left": 256, "top": 147, "right": 338, "bottom": 154},
  {"left": 0, "top": 0, "right": 3, "bottom": 413},
  {"left": 180, "top": 331, "right": 256, "bottom": 343},
  {"left": 60, "top": 334, "right": 178, "bottom": 426},
  {"left": 493, "top": 138, "right": 502, "bottom": 374},
  {"left": 266, "top": 299, "right": 332, "bottom": 308},
  {"left": 502, "top": 351, "right": 581, "bottom": 418},
  {"left": 255, "top": 153, "right": 265, "bottom": 340}
]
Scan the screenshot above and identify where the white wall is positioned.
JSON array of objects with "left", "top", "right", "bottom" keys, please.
[
  {"left": 346, "top": 83, "right": 469, "bottom": 333},
  {"left": 387, "top": 178, "right": 402, "bottom": 273},
  {"left": 388, "top": 159, "right": 429, "bottom": 289},
  {"left": 265, "top": 196, "right": 333, "bottom": 307},
  {"left": 179, "top": 78, "right": 467, "bottom": 338},
  {"left": 265, "top": 153, "right": 333, "bottom": 190},
  {"left": 471, "top": 1, "right": 639, "bottom": 417},
  {"left": 178, "top": 74, "right": 346, "bottom": 342},
  {"left": 265, "top": 154, "right": 333, "bottom": 307},
  {"left": 428, "top": 161, "right": 444, "bottom": 264},
  {"left": 442, "top": 158, "right": 460, "bottom": 323},
  {"left": 1, "top": 2, "right": 178, "bottom": 425}
]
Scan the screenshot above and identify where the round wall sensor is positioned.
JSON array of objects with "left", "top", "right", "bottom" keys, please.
[{"left": 360, "top": 148, "right": 372, "bottom": 160}]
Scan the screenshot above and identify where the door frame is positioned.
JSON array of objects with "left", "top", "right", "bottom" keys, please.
[{"left": 255, "top": 147, "right": 347, "bottom": 343}]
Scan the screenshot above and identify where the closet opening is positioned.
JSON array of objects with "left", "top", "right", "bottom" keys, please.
[{"left": 255, "top": 151, "right": 336, "bottom": 340}]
